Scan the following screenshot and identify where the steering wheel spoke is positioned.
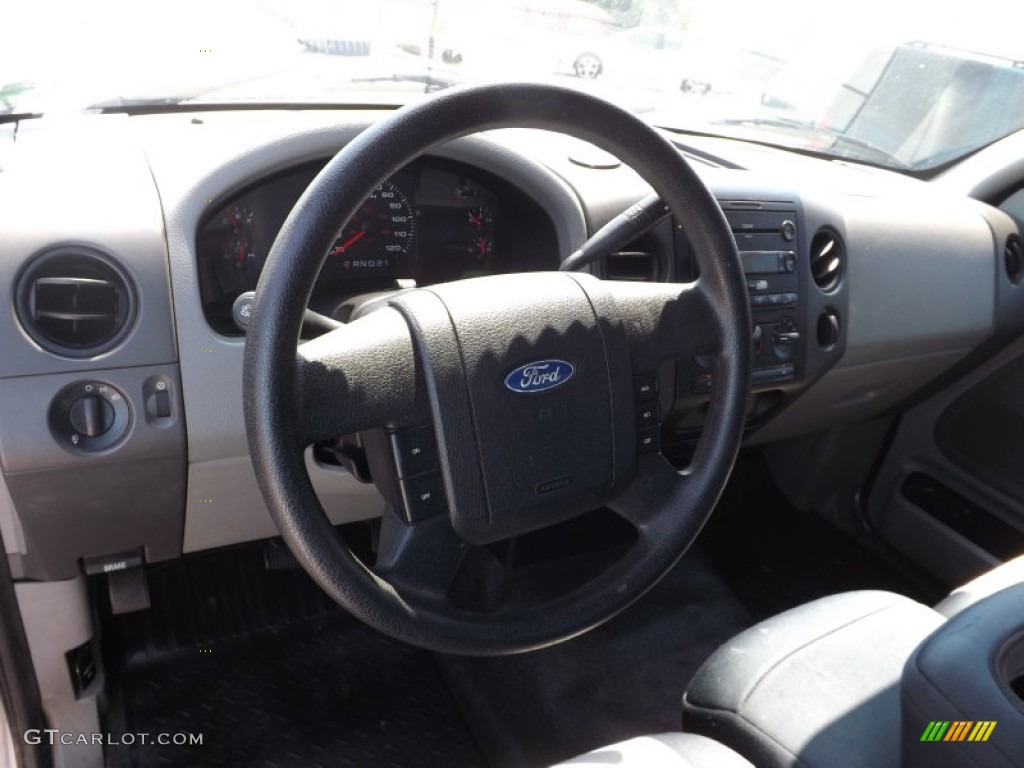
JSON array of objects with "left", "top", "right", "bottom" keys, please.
[
  {"left": 604, "top": 279, "right": 725, "bottom": 366},
  {"left": 608, "top": 455, "right": 690, "bottom": 528},
  {"left": 374, "top": 511, "right": 469, "bottom": 601},
  {"left": 295, "top": 307, "right": 430, "bottom": 443}
]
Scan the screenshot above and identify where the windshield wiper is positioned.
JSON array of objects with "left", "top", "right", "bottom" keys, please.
[
  {"left": 710, "top": 116, "right": 913, "bottom": 171},
  {"left": 346, "top": 71, "right": 461, "bottom": 93}
]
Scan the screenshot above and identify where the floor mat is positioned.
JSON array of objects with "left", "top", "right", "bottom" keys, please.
[
  {"left": 436, "top": 548, "right": 751, "bottom": 768},
  {"left": 100, "top": 545, "right": 486, "bottom": 768}
]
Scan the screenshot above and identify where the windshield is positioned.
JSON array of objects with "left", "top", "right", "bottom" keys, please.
[{"left": 4, "top": 0, "right": 1023, "bottom": 172}]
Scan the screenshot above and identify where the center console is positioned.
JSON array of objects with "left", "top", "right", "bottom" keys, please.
[{"left": 660, "top": 198, "right": 847, "bottom": 453}]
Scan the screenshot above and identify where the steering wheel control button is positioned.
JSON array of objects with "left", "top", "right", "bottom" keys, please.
[
  {"left": 398, "top": 471, "right": 447, "bottom": 523},
  {"left": 389, "top": 425, "right": 440, "bottom": 478},
  {"left": 637, "top": 427, "right": 660, "bottom": 455},
  {"left": 635, "top": 371, "right": 658, "bottom": 401},
  {"left": 49, "top": 380, "right": 131, "bottom": 453},
  {"left": 637, "top": 403, "right": 658, "bottom": 426}
]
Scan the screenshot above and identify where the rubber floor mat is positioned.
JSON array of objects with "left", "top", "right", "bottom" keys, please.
[{"left": 100, "top": 545, "right": 486, "bottom": 768}]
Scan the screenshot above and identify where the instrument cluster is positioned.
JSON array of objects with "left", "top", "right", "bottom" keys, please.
[{"left": 197, "top": 157, "right": 558, "bottom": 334}]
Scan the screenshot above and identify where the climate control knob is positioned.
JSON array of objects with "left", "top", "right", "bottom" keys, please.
[{"left": 773, "top": 317, "right": 801, "bottom": 359}]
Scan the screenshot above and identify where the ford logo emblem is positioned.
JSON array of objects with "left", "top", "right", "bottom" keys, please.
[{"left": 505, "top": 359, "right": 575, "bottom": 394}]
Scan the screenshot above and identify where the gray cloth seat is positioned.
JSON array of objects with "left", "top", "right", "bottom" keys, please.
[
  {"left": 681, "top": 555, "right": 1024, "bottom": 768},
  {"left": 553, "top": 733, "right": 754, "bottom": 767}
]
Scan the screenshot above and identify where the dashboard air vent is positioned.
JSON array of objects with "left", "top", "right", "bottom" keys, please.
[
  {"left": 809, "top": 228, "right": 844, "bottom": 292},
  {"left": 1005, "top": 234, "right": 1023, "bottom": 285},
  {"left": 16, "top": 247, "right": 136, "bottom": 357},
  {"left": 604, "top": 242, "right": 659, "bottom": 282}
]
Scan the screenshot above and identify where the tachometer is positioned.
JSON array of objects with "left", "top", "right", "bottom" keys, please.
[{"left": 325, "top": 180, "right": 415, "bottom": 278}]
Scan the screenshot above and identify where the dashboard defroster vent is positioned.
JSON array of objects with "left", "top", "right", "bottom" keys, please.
[
  {"left": 1005, "top": 234, "right": 1023, "bottom": 285},
  {"left": 809, "top": 228, "right": 844, "bottom": 292},
  {"left": 16, "top": 247, "right": 136, "bottom": 357}
]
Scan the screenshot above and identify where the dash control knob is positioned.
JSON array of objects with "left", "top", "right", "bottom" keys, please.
[
  {"left": 49, "top": 380, "right": 131, "bottom": 452},
  {"left": 68, "top": 395, "right": 115, "bottom": 437},
  {"left": 773, "top": 317, "right": 801, "bottom": 360}
]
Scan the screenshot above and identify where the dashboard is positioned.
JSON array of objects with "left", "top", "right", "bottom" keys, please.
[
  {"left": 0, "top": 107, "right": 1022, "bottom": 586},
  {"left": 196, "top": 157, "right": 558, "bottom": 334}
]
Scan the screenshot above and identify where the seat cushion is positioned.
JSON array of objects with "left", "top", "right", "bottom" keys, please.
[
  {"left": 933, "top": 554, "right": 1024, "bottom": 618},
  {"left": 553, "top": 733, "right": 754, "bottom": 767},
  {"left": 683, "top": 591, "right": 944, "bottom": 768}
]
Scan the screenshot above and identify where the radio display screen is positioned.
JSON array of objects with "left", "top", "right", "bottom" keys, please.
[{"left": 741, "top": 250, "right": 793, "bottom": 274}]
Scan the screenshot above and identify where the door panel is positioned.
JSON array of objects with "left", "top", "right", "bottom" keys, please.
[{"left": 869, "top": 338, "right": 1024, "bottom": 587}]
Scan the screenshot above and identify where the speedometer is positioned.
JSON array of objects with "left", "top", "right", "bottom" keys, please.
[{"left": 324, "top": 180, "right": 415, "bottom": 279}]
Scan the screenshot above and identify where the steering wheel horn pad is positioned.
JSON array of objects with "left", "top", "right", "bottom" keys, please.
[
  {"left": 244, "top": 83, "right": 750, "bottom": 655},
  {"left": 392, "top": 273, "right": 624, "bottom": 546}
]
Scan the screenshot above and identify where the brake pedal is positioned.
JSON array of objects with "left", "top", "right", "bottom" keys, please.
[
  {"left": 83, "top": 549, "right": 151, "bottom": 614},
  {"left": 107, "top": 567, "right": 150, "bottom": 614}
]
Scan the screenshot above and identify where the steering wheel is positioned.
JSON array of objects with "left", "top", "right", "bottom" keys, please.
[{"left": 243, "top": 83, "right": 750, "bottom": 656}]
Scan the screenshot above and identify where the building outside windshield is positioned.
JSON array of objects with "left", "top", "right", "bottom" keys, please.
[{"left": 2, "top": 0, "right": 1023, "bottom": 172}]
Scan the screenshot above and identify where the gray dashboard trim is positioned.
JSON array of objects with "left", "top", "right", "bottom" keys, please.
[
  {"left": 0, "top": 117, "right": 177, "bottom": 378},
  {"left": 834, "top": 193, "right": 994, "bottom": 368}
]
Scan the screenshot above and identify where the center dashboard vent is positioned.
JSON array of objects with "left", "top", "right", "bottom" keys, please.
[
  {"left": 810, "top": 228, "right": 844, "bottom": 292},
  {"left": 15, "top": 247, "right": 136, "bottom": 357},
  {"left": 603, "top": 238, "right": 660, "bottom": 282}
]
